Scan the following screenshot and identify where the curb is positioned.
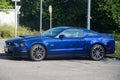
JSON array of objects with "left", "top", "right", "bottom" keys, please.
[{"left": 106, "top": 55, "right": 120, "bottom": 60}]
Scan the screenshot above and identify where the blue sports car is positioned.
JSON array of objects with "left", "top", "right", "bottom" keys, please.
[{"left": 4, "top": 26, "right": 115, "bottom": 61}]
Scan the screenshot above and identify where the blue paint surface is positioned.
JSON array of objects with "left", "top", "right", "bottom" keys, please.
[{"left": 4, "top": 26, "right": 115, "bottom": 58}]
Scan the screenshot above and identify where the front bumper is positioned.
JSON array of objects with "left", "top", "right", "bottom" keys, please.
[{"left": 4, "top": 45, "right": 28, "bottom": 58}]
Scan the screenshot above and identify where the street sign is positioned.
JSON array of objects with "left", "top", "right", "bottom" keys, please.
[
  {"left": 49, "top": 5, "right": 52, "bottom": 13},
  {"left": 12, "top": 0, "right": 20, "bottom": 2},
  {"left": 17, "top": 5, "right": 21, "bottom": 14}
]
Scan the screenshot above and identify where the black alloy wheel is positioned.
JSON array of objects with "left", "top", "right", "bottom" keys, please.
[
  {"left": 91, "top": 44, "right": 105, "bottom": 61},
  {"left": 30, "top": 44, "right": 46, "bottom": 61}
]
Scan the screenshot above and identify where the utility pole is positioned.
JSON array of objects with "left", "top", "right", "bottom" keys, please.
[
  {"left": 87, "top": 0, "right": 91, "bottom": 30},
  {"left": 12, "top": 0, "right": 20, "bottom": 37},
  {"left": 40, "top": 0, "right": 42, "bottom": 33}
]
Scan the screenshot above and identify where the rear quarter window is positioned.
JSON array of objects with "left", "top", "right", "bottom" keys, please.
[{"left": 87, "top": 31, "right": 98, "bottom": 36}]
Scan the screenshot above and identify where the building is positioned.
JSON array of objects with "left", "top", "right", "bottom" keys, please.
[{"left": 0, "top": 9, "right": 15, "bottom": 26}]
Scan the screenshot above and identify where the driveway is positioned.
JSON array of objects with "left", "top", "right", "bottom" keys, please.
[{"left": 0, "top": 39, "right": 120, "bottom": 80}]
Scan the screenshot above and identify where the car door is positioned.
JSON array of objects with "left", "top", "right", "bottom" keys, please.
[{"left": 47, "top": 29, "right": 86, "bottom": 55}]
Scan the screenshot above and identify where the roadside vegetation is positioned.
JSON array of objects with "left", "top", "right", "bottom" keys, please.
[
  {"left": 0, "top": 25, "right": 39, "bottom": 38},
  {"left": 115, "top": 41, "right": 120, "bottom": 57},
  {"left": 113, "top": 32, "right": 120, "bottom": 41},
  {"left": 112, "top": 32, "right": 120, "bottom": 57}
]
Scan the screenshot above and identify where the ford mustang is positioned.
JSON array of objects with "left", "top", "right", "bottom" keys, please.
[{"left": 4, "top": 26, "right": 115, "bottom": 61}]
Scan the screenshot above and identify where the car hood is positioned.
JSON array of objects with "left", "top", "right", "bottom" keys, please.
[
  {"left": 6, "top": 34, "right": 43, "bottom": 43},
  {"left": 19, "top": 34, "right": 42, "bottom": 39}
]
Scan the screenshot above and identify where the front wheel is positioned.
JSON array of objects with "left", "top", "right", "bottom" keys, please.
[
  {"left": 29, "top": 44, "right": 46, "bottom": 61},
  {"left": 90, "top": 44, "right": 105, "bottom": 61}
]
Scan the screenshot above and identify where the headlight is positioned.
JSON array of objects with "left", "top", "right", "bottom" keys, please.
[{"left": 19, "top": 43, "right": 25, "bottom": 47}]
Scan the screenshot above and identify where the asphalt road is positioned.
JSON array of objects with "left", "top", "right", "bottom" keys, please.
[
  {"left": 0, "top": 54, "right": 120, "bottom": 80},
  {"left": 0, "top": 39, "right": 120, "bottom": 80}
]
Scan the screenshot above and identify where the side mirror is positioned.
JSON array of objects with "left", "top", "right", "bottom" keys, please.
[{"left": 59, "top": 35, "right": 65, "bottom": 39}]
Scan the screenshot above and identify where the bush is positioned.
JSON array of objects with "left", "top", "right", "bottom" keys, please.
[
  {"left": 0, "top": 25, "right": 14, "bottom": 38},
  {"left": 115, "top": 41, "right": 120, "bottom": 57},
  {"left": 17, "top": 26, "right": 32, "bottom": 36},
  {"left": 112, "top": 31, "right": 120, "bottom": 57},
  {"left": 112, "top": 31, "right": 120, "bottom": 41},
  {"left": 0, "top": 25, "right": 39, "bottom": 38}
]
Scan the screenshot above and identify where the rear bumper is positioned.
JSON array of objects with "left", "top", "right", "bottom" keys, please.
[
  {"left": 105, "top": 46, "right": 115, "bottom": 54},
  {"left": 105, "top": 40, "right": 115, "bottom": 54}
]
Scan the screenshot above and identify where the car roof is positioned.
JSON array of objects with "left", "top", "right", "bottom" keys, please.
[
  {"left": 55, "top": 26, "right": 90, "bottom": 31},
  {"left": 55, "top": 26, "right": 100, "bottom": 36}
]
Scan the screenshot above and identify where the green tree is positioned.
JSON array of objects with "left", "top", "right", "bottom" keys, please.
[
  {"left": 91, "top": 0, "right": 120, "bottom": 32},
  {"left": 20, "top": 0, "right": 120, "bottom": 33},
  {"left": 20, "top": 0, "right": 87, "bottom": 30},
  {"left": 20, "top": 0, "right": 40, "bottom": 30},
  {"left": 99, "top": 0, "right": 120, "bottom": 32},
  {"left": 46, "top": 0, "right": 87, "bottom": 28},
  {"left": 0, "top": 0, "right": 12, "bottom": 9}
]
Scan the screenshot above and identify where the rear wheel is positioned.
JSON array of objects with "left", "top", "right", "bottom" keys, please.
[
  {"left": 29, "top": 44, "right": 46, "bottom": 61},
  {"left": 90, "top": 44, "right": 105, "bottom": 61}
]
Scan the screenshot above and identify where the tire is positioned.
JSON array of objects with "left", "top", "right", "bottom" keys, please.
[
  {"left": 90, "top": 44, "right": 105, "bottom": 61},
  {"left": 29, "top": 44, "right": 46, "bottom": 61}
]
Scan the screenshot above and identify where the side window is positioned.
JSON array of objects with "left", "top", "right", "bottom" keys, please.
[
  {"left": 61, "top": 29, "right": 84, "bottom": 38},
  {"left": 87, "top": 31, "right": 98, "bottom": 36}
]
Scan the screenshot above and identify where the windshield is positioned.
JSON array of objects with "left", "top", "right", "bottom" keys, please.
[{"left": 41, "top": 27, "right": 65, "bottom": 37}]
